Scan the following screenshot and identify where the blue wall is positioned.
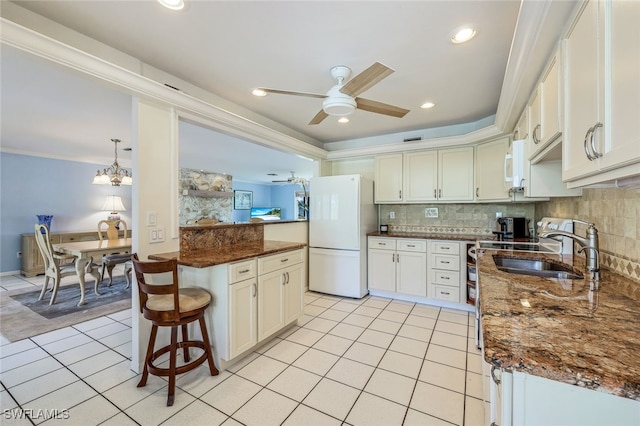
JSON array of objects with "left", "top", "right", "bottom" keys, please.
[
  {"left": 0, "top": 153, "right": 132, "bottom": 273},
  {"left": 231, "top": 182, "right": 301, "bottom": 222}
]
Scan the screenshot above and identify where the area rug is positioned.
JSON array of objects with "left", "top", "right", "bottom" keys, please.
[{"left": 0, "top": 276, "right": 132, "bottom": 342}]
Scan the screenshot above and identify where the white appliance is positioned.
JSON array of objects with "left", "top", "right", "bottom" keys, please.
[
  {"left": 308, "top": 174, "right": 376, "bottom": 298},
  {"left": 504, "top": 139, "right": 526, "bottom": 190},
  {"left": 537, "top": 217, "right": 574, "bottom": 255}
]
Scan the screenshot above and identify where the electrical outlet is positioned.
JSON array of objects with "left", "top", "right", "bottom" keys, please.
[
  {"left": 496, "top": 212, "right": 503, "bottom": 219},
  {"left": 389, "top": 211, "right": 395, "bottom": 219},
  {"left": 425, "top": 208, "right": 439, "bottom": 218},
  {"left": 16, "top": 251, "right": 22, "bottom": 259}
]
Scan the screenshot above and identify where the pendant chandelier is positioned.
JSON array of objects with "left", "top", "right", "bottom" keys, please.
[{"left": 92, "top": 138, "right": 132, "bottom": 186}]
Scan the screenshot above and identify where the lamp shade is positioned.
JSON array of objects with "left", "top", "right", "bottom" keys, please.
[{"left": 102, "top": 195, "right": 126, "bottom": 213}]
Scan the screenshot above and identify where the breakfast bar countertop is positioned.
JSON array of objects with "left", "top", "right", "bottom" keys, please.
[
  {"left": 149, "top": 240, "right": 306, "bottom": 268},
  {"left": 476, "top": 248, "right": 640, "bottom": 400},
  {"left": 367, "top": 231, "right": 489, "bottom": 241}
]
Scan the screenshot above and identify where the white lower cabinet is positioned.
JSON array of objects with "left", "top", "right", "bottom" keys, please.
[
  {"left": 368, "top": 237, "right": 469, "bottom": 307},
  {"left": 179, "top": 248, "right": 304, "bottom": 367},
  {"left": 368, "top": 238, "right": 427, "bottom": 297},
  {"left": 485, "top": 367, "right": 639, "bottom": 426}
]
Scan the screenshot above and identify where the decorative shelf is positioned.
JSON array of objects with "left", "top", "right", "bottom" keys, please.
[{"left": 184, "top": 190, "right": 233, "bottom": 198}]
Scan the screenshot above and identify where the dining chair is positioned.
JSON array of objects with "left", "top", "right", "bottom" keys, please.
[
  {"left": 34, "top": 224, "right": 101, "bottom": 305},
  {"left": 131, "top": 253, "right": 219, "bottom": 406},
  {"left": 98, "top": 219, "right": 131, "bottom": 286}
]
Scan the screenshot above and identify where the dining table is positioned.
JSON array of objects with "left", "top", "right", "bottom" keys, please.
[{"left": 53, "top": 238, "right": 132, "bottom": 306}]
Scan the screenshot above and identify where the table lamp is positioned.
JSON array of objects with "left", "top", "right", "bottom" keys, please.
[{"left": 102, "top": 195, "right": 126, "bottom": 221}]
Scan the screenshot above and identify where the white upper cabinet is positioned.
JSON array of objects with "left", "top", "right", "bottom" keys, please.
[
  {"left": 563, "top": 0, "right": 640, "bottom": 186},
  {"left": 476, "top": 137, "right": 511, "bottom": 201},
  {"left": 374, "top": 147, "right": 474, "bottom": 203},
  {"left": 529, "top": 54, "right": 562, "bottom": 161}
]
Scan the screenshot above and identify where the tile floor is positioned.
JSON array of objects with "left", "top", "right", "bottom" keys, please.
[{"left": 1, "top": 271, "right": 488, "bottom": 425}]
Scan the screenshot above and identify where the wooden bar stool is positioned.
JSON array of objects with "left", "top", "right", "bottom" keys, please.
[{"left": 131, "top": 253, "right": 218, "bottom": 406}]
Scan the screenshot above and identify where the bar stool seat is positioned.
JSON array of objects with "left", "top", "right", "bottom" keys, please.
[{"left": 131, "top": 253, "right": 218, "bottom": 406}]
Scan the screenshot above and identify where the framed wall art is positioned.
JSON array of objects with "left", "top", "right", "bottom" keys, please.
[{"left": 233, "top": 190, "right": 253, "bottom": 210}]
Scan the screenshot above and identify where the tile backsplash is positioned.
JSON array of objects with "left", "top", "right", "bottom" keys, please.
[
  {"left": 378, "top": 203, "right": 536, "bottom": 236},
  {"left": 536, "top": 187, "right": 640, "bottom": 282}
]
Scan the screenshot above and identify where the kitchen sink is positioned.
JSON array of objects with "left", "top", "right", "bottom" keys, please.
[{"left": 493, "top": 256, "right": 584, "bottom": 280}]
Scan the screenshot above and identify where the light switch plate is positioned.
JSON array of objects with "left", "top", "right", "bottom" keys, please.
[
  {"left": 147, "top": 211, "right": 157, "bottom": 226},
  {"left": 425, "top": 208, "right": 439, "bottom": 218},
  {"left": 389, "top": 211, "right": 395, "bottom": 219}
]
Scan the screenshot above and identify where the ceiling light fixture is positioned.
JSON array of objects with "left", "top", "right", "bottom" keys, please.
[
  {"left": 92, "top": 139, "right": 132, "bottom": 186},
  {"left": 252, "top": 88, "right": 267, "bottom": 97},
  {"left": 451, "top": 27, "right": 477, "bottom": 44},
  {"left": 322, "top": 66, "right": 356, "bottom": 116},
  {"left": 421, "top": 102, "right": 436, "bottom": 109},
  {"left": 338, "top": 117, "right": 350, "bottom": 124},
  {"left": 158, "top": 0, "right": 185, "bottom": 11}
]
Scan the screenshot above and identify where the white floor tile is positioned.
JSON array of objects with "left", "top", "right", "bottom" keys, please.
[
  {"left": 434, "top": 320, "right": 468, "bottom": 337},
  {"left": 346, "top": 391, "right": 408, "bottom": 426},
  {"left": 282, "top": 403, "right": 341, "bottom": 426},
  {"left": 263, "top": 339, "right": 308, "bottom": 364},
  {"left": 303, "top": 377, "right": 360, "bottom": 421},
  {"left": 54, "top": 341, "right": 107, "bottom": 366},
  {"left": 84, "top": 322, "right": 130, "bottom": 340},
  {"left": 377, "top": 309, "right": 409, "bottom": 323},
  {"left": 39, "top": 395, "right": 119, "bottom": 425},
  {"left": 175, "top": 364, "right": 232, "bottom": 398},
  {"left": 364, "top": 369, "right": 416, "bottom": 406},
  {"left": 0, "top": 356, "right": 63, "bottom": 388},
  {"left": 419, "top": 360, "right": 466, "bottom": 394},
  {"left": 465, "top": 371, "right": 484, "bottom": 400},
  {"left": 342, "top": 313, "right": 375, "bottom": 328},
  {"left": 67, "top": 349, "right": 127, "bottom": 378},
  {"left": 357, "top": 329, "right": 394, "bottom": 349},
  {"left": 266, "top": 365, "right": 321, "bottom": 402},
  {"left": 292, "top": 348, "right": 339, "bottom": 376},
  {"left": 163, "top": 399, "right": 228, "bottom": 426},
  {"left": 464, "top": 395, "right": 486, "bottom": 426},
  {"left": 352, "top": 305, "right": 382, "bottom": 318},
  {"left": 410, "top": 304, "right": 441, "bottom": 319},
  {"left": 233, "top": 388, "right": 298, "bottom": 426},
  {"left": 362, "top": 298, "right": 390, "bottom": 309},
  {"left": 325, "top": 357, "right": 375, "bottom": 390},
  {"left": 200, "top": 374, "right": 261, "bottom": 416},
  {"left": 83, "top": 359, "right": 139, "bottom": 393},
  {"left": 431, "top": 330, "right": 468, "bottom": 351},
  {"left": 467, "top": 351, "right": 483, "bottom": 375},
  {"left": 410, "top": 381, "right": 464, "bottom": 425},
  {"left": 317, "top": 308, "right": 349, "bottom": 322},
  {"left": 72, "top": 316, "right": 117, "bottom": 333},
  {"left": 329, "top": 301, "right": 358, "bottom": 313},
  {"left": 303, "top": 304, "right": 326, "bottom": 317},
  {"left": 23, "top": 380, "right": 97, "bottom": 424},
  {"left": 398, "top": 324, "right": 434, "bottom": 342},
  {"left": 9, "top": 368, "right": 79, "bottom": 405},
  {"left": 378, "top": 350, "right": 423, "bottom": 379},
  {"left": 388, "top": 336, "right": 429, "bottom": 359},
  {"left": 40, "top": 333, "right": 93, "bottom": 355},
  {"left": 312, "top": 333, "right": 353, "bottom": 357},
  {"left": 31, "top": 327, "right": 79, "bottom": 346},
  {"left": 404, "top": 314, "right": 437, "bottom": 329},
  {"left": 102, "top": 374, "right": 168, "bottom": 410},
  {"left": 425, "top": 345, "right": 467, "bottom": 370},
  {"left": 235, "top": 354, "right": 288, "bottom": 386},
  {"left": 439, "top": 310, "right": 470, "bottom": 325},
  {"left": 124, "top": 384, "right": 196, "bottom": 425},
  {"left": 368, "top": 317, "right": 402, "bottom": 334},
  {"left": 100, "top": 412, "right": 139, "bottom": 425},
  {"left": 328, "top": 322, "right": 364, "bottom": 340},
  {"left": 310, "top": 297, "right": 339, "bottom": 308},
  {"left": 342, "top": 342, "right": 385, "bottom": 367},
  {"left": 285, "top": 327, "right": 325, "bottom": 347},
  {"left": 403, "top": 408, "right": 452, "bottom": 425},
  {"left": 303, "top": 317, "right": 338, "bottom": 334},
  {"left": 98, "top": 328, "right": 132, "bottom": 348},
  {"left": 1, "top": 347, "right": 49, "bottom": 372},
  {"left": 0, "top": 339, "right": 37, "bottom": 359}
]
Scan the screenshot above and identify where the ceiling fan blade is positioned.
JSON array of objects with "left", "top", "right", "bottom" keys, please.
[
  {"left": 257, "top": 88, "right": 326, "bottom": 99},
  {"left": 309, "top": 110, "right": 329, "bottom": 125},
  {"left": 340, "top": 62, "right": 394, "bottom": 97},
  {"left": 355, "top": 97, "right": 410, "bottom": 118}
]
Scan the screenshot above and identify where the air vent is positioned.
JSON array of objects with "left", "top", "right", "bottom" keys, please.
[{"left": 403, "top": 136, "right": 422, "bottom": 142}]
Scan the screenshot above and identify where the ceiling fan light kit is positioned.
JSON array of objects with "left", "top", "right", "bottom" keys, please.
[{"left": 254, "top": 62, "right": 409, "bottom": 125}]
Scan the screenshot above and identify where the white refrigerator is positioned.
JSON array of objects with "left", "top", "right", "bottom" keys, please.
[{"left": 308, "top": 174, "right": 377, "bottom": 298}]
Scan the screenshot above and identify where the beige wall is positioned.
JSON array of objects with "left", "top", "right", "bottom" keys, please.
[{"left": 535, "top": 187, "right": 640, "bottom": 281}]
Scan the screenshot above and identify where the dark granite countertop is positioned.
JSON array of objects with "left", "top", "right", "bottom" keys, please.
[
  {"left": 149, "top": 240, "right": 306, "bottom": 268},
  {"left": 477, "top": 248, "right": 640, "bottom": 400}
]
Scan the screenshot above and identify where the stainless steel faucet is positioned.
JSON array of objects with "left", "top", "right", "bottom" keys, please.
[{"left": 539, "top": 219, "right": 601, "bottom": 283}]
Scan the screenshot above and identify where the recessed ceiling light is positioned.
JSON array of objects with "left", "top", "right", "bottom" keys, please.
[
  {"left": 421, "top": 102, "right": 435, "bottom": 109},
  {"left": 451, "top": 27, "right": 477, "bottom": 44},
  {"left": 252, "top": 88, "right": 268, "bottom": 97},
  {"left": 158, "top": 0, "right": 184, "bottom": 10},
  {"left": 338, "top": 117, "right": 350, "bottom": 124}
]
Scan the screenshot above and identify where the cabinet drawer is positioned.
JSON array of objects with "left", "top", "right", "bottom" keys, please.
[
  {"left": 432, "top": 254, "right": 460, "bottom": 271},
  {"left": 258, "top": 249, "right": 303, "bottom": 275},
  {"left": 397, "top": 240, "right": 427, "bottom": 252},
  {"left": 369, "top": 238, "right": 396, "bottom": 250},
  {"left": 430, "top": 241, "right": 460, "bottom": 255},
  {"left": 431, "top": 269, "right": 460, "bottom": 287},
  {"left": 432, "top": 285, "right": 460, "bottom": 302},
  {"left": 229, "top": 259, "right": 256, "bottom": 283}
]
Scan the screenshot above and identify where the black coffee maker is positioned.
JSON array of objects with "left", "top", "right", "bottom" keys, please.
[{"left": 496, "top": 217, "right": 529, "bottom": 240}]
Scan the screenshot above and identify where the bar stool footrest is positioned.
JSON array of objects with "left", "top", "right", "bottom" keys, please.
[{"left": 146, "top": 340, "right": 211, "bottom": 377}]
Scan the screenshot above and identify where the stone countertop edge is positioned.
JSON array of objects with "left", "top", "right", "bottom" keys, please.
[
  {"left": 477, "top": 248, "right": 640, "bottom": 401},
  {"left": 367, "top": 231, "right": 488, "bottom": 241},
  {"left": 148, "top": 240, "right": 306, "bottom": 268}
]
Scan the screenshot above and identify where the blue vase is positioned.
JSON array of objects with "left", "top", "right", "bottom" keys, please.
[{"left": 36, "top": 215, "right": 53, "bottom": 233}]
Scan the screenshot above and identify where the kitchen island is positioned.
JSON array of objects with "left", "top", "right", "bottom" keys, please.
[
  {"left": 150, "top": 222, "right": 306, "bottom": 370},
  {"left": 476, "top": 248, "right": 640, "bottom": 424}
]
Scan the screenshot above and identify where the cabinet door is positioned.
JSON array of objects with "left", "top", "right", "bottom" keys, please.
[
  {"left": 283, "top": 262, "right": 304, "bottom": 325},
  {"left": 540, "top": 57, "right": 561, "bottom": 145},
  {"left": 368, "top": 248, "right": 396, "bottom": 292},
  {"left": 404, "top": 151, "right": 438, "bottom": 201},
  {"left": 374, "top": 154, "right": 403, "bottom": 203},
  {"left": 563, "top": 0, "right": 601, "bottom": 181},
  {"left": 438, "top": 147, "right": 474, "bottom": 201},
  {"left": 229, "top": 278, "right": 257, "bottom": 359},
  {"left": 396, "top": 251, "right": 427, "bottom": 297},
  {"left": 476, "top": 138, "right": 510, "bottom": 201},
  {"left": 514, "top": 108, "right": 529, "bottom": 141},
  {"left": 599, "top": 0, "right": 640, "bottom": 171},
  {"left": 528, "top": 86, "right": 542, "bottom": 158},
  {"left": 258, "top": 269, "right": 285, "bottom": 341}
]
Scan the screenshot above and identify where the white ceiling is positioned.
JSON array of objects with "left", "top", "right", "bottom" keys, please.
[{"left": 0, "top": 1, "right": 578, "bottom": 183}]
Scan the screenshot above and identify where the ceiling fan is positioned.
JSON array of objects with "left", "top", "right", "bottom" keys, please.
[
  {"left": 272, "top": 171, "right": 304, "bottom": 184},
  {"left": 255, "top": 62, "right": 410, "bottom": 125}
]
